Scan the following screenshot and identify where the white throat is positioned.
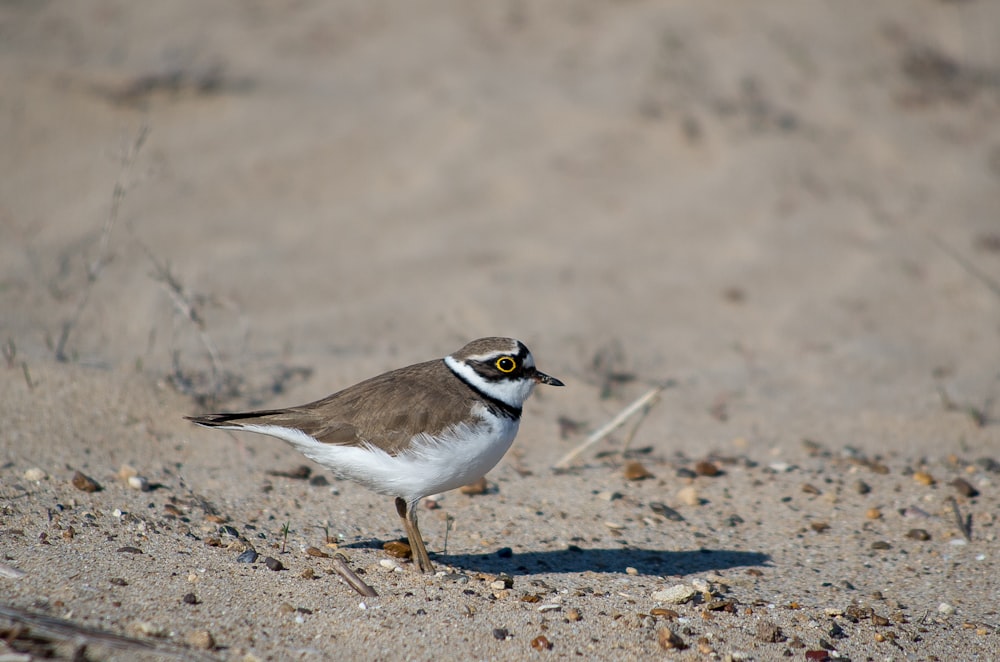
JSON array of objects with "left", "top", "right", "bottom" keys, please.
[{"left": 444, "top": 355, "right": 535, "bottom": 409}]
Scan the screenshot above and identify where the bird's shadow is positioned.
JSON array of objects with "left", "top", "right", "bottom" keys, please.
[{"left": 347, "top": 540, "right": 769, "bottom": 576}]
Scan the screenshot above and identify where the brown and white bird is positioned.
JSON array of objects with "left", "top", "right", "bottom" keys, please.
[{"left": 186, "top": 337, "right": 563, "bottom": 573}]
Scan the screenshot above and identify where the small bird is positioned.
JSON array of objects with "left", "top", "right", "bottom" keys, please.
[{"left": 186, "top": 337, "right": 563, "bottom": 573}]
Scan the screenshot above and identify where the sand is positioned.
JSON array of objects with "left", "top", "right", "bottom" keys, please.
[{"left": 2, "top": 1, "right": 999, "bottom": 659}]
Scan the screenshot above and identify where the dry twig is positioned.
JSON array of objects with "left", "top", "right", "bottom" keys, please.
[{"left": 331, "top": 553, "right": 378, "bottom": 597}]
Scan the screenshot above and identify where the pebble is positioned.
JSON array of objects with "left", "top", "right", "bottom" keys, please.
[
  {"left": 657, "top": 627, "right": 686, "bottom": 650},
  {"left": 950, "top": 478, "right": 979, "bottom": 498},
  {"left": 649, "top": 502, "right": 684, "bottom": 521},
  {"left": 801, "top": 483, "right": 821, "bottom": 495},
  {"left": 23, "top": 467, "right": 46, "bottom": 481},
  {"left": 756, "top": 621, "right": 785, "bottom": 643},
  {"left": 810, "top": 521, "right": 830, "bottom": 533},
  {"left": 649, "top": 607, "right": 678, "bottom": 620},
  {"left": 913, "top": 471, "right": 935, "bottom": 486},
  {"left": 623, "top": 461, "right": 654, "bottom": 481},
  {"left": 236, "top": 549, "right": 258, "bottom": 564},
  {"left": 854, "top": 480, "right": 871, "bottom": 495},
  {"left": 768, "top": 462, "right": 793, "bottom": 473},
  {"left": 496, "top": 547, "right": 513, "bottom": 558},
  {"left": 675, "top": 467, "right": 697, "bottom": 479},
  {"left": 492, "top": 627, "right": 510, "bottom": 640},
  {"left": 694, "top": 460, "right": 720, "bottom": 477},
  {"left": 596, "top": 490, "right": 622, "bottom": 502},
  {"left": 263, "top": 557, "right": 284, "bottom": 571},
  {"left": 651, "top": 584, "right": 697, "bottom": 604},
  {"left": 906, "top": 528, "right": 931, "bottom": 541},
  {"left": 625, "top": 567, "right": 638, "bottom": 576},
  {"left": 530, "top": 635, "right": 552, "bottom": 651},
  {"left": 186, "top": 630, "right": 215, "bottom": 650},
  {"left": 129, "top": 621, "right": 167, "bottom": 638},
  {"left": 182, "top": 592, "right": 199, "bottom": 605},
  {"left": 305, "top": 546, "right": 329, "bottom": 558},
  {"left": 71, "top": 471, "right": 101, "bottom": 493},
  {"left": 490, "top": 574, "right": 514, "bottom": 590},
  {"left": 976, "top": 457, "right": 1000, "bottom": 473},
  {"left": 676, "top": 486, "right": 700, "bottom": 506},
  {"left": 379, "top": 559, "right": 401, "bottom": 572},
  {"left": 938, "top": 602, "right": 955, "bottom": 615},
  {"left": 566, "top": 608, "right": 582, "bottom": 621},
  {"left": 871, "top": 541, "right": 892, "bottom": 550},
  {"left": 537, "top": 604, "right": 562, "bottom": 613},
  {"left": 383, "top": 541, "right": 412, "bottom": 559},
  {"left": 866, "top": 508, "right": 882, "bottom": 520},
  {"left": 459, "top": 477, "right": 488, "bottom": 495},
  {"left": 127, "top": 475, "right": 150, "bottom": 491}
]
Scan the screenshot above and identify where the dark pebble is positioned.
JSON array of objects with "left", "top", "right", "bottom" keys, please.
[
  {"left": 854, "top": 480, "right": 871, "bottom": 495},
  {"left": 71, "top": 471, "right": 102, "bottom": 493},
  {"left": 116, "top": 546, "right": 143, "bottom": 554},
  {"left": 906, "top": 528, "right": 931, "bottom": 541},
  {"left": 492, "top": 628, "right": 509, "bottom": 640},
  {"left": 724, "top": 514, "right": 744, "bottom": 527},
  {"left": 976, "top": 457, "right": 1000, "bottom": 473},
  {"left": 182, "top": 592, "right": 199, "bottom": 605},
  {"left": 264, "top": 556, "right": 284, "bottom": 571},
  {"left": 675, "top": 468, "right": 697, "bottom": 479},
  {"left": 950, "top": 478, "right": 979, "bottom": 498},
  {"left": 442, "top": 573, "right": 470, "bottom": 584},
  {"left": 650, "top": 502, "right": 685, "bottom": 522},
  {"left": 496, "top": 547, "right": 513, "bottom": 558},
  {"left": 110, "top": 577, "right": 128, "bottom": 586},
  {"left": 236, "top": 549, "right": 258, "bottom": 564},
  {"left": 218, "top": 525, "right": 240, "bottom": 538},
  {"left": 309, "top": 475, "right": 330, "bottom": 487},
  {"left": 828, "top": 622, "right": 846, "bottom": 639},
  {"left": 871, "top": 541, "right": 892, "bottom": 550}
]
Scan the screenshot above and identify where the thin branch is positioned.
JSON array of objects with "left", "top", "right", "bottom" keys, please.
[
  {"left": 553, "top": 385, "right": 665, "bottom": 470},
  {"left": 331, "top": 553, "right": 378, "bottom": 597}
]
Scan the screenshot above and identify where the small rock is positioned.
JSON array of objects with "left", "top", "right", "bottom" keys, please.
[
  {"left": 530, "top": 635, "right": 552, "bottom": 651},
  {"left": 379, "top": 559, "right": 400, "bottom": 572},
  {"left": 263, "top": 556, "right": 284, "bottom": 571},
  {"left": 975, "top": 457, "right": 1000, "bottom": 473},
  {"left": 649, "top": 502, "right": 684, "bottom": 521},
  {"left": 23, "top": 467, "right": 46, "bottom": 481},
  {"left": 182, "top": 592, "right": 199, "bottom": 605},
  {"left": 236, "top": 549, "right": 258, "bottom": 564},
  {"left": 871, "top": 614, "right": 890, "bottom": 626},
  {"left": 756, "top": 621, "right": 785, "bottom": 643},
  {"left": 71, "top": 471, "right": 101, "bottom": 493},
  {"left": 724, "top": 514, "right": 744, "bottom": 527},
  {"left": 537, "top": 604, "right": 561, "bottom": 613},
  {"left": 675, "top": 467, "right": 697, "bottom": 479},
  {"left": 871, "top": 541, "right": 892, "bottom": 551},
  {"left": 938, "top": 602, "right": 955, "bottom": 616},
  {"left": 383, "top": 540, "right": 411, "bottom": 559},
  {"left": 651, "top": 584, "right": 697, "bottom": 604},
  {"left": 129, "top": 621, "right": 167, "bottom": 638},
  {"left": 913, "top": 471, "right": 935, "bottom": 486},
  {"left": 566, "top": 608, "right": 582, "bottom": 621},
  {"left": 625, "top": 566, "right": 638, "bottom": 576},
  {"left": 694, "top": 460, "right": 720, "bottom": 477},
  {"left": 496, "top": 547, "right": 513, "bottom": 558},
  {"left": 492, "top": 627, "right": 510, "bottom": 640},
  {"left": 866, "top": 508, "right": 882, "bottom": 520},
  {"left": 127, "top": 475, "right": 150, "bottom": 491},
  {"left": 305, "top": 546, "right": 329, "bottom": 558},
  {"left": 650, "top": 607, "right": 679, "bottom": 620},
  {"left": 810, "top": 521, "right": 830, "bottom": 533},
  {"left": 854, "top": 480, "right": 871, "bottom": 495},
  {"left": 300, "top": 568, "right": 315, "bottom": 579},
  {"left": 828, "top": 622, "right": 845, "bottom": 639},
  {"left": 117, "top": 546, "right": 143, "bottom": 554},
  {"left": 623, "top": 461, "right": 654, "bottom": 481},
  {"left": 596, "top": 490, "right": 622, "bottom": 502},
  {"left": 906, "top": 528, "right": 931, "bottom": 541},
  {"left": 186, "top": 630, "right": 215, "bottom": 650},
  {"left": 950, "top": 478, "right": 979, "bottom": 498},
  {"left": 491, "top": 574, "right": 514, "bottom": 590},
  {"left": 677, "top": 486, "right": 700, "bottom": 506},
  {"left": 459, "top": 477, "right": 488, "bottom": 495},
  {"left": 801, "top": 483, "right": 821, "bottom": 495},
  {"left": 117, "top": 464, "right": 139, "bottom": 481},
  {"left": 657, "top": 627, "right": 686, "bottom": 650}
]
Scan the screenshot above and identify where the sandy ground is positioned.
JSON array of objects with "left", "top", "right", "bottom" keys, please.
[{"left": 2, "top": 1, "right": 1000, "bottom": 660}]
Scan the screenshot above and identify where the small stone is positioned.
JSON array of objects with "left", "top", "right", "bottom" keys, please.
[
  {"left": 650, "top": 607, "right": 679, "bottom": 620},
  {"left": 117, "top": 464, "right": 139, "bottom": 481},
  {"left": 492, "top": 627, "right": 510, "bottom": 640},
  {"left": 676, "top": 486, "right": 700, "bottom": 506},
  {"left": 649, "top": 502, "right": 684, "bottom": 521},
  {"left": 379, "top": 559, "right": 400, "bottom": 572},
  {"left": 62, "top": 526, "right": 75, "bottom": 540},
  {"left": 490, "top": 574, "right": 514, "bottom": 590},
  {"left": 263, "top": 557, "right": 284, "bottom": 571},
  {"left": 871, "top": 541, "right": 892, "bottom": 551},
  {"left": 906, "top": 528, "right": 931, "bottom": 541},
  {"left": 938, "top": 602, "right": 956, "bottom": 616},
  {"left": 383, "top": 540, "right": 412, "bottom": 559},
  {"left": 675, "top": 467, "right": 697, "bottom": 479},
  {"left": 625, "top": 566, "right": 638, "bottom": 576},
  {"left": 913, "top": 471, "right": 935, "bottom": 486},
  {"left": 724, "top": 514, "right": 744, "bottom": 527},
  {"left": 801, "top": 483, "right": 821, "bottom": 495},
  {"left": 300, "top": 568, "right": 316, "bottom": 579},
  {"left": 651, "top": 584, "right": 698, "bottom": 604},
  {"left": 129, "top": 621, "right": 167, "bottom": 638},
  {"left": 127, "top": 475, "right": 150, "bottom": 491},
  {"left": 950, "top": 478, "right": 979, "bottom": 498},
  {"left": 810, "top": 521, "right": 830, "bottom": 533},
  {"left": 23, "top": 467, "right": 46, "bottom": 481},
  {"left": 866, "top": 508, "right": 882, "bottom": 520},
  {"left": 623, "top": 461, "right": 654, "bottom": 481},
  {"left": 828, "top": 622, "right": 846, "bottom": 639},
  {"left": 871, "top": 614, "right": 890, "bottom": 626},
  {"left": 520, "top": 593, "right": 542, "bottom": 603},
  {"left": 975, "top": 457, "right": 1000, "bottom": 473},
  {"left": 657, "top": 627, "right": 686, "bottom": 650},
  {"left": 459, "top": 477, "right": 489, "bottom": 495},
  {"left": 537, "top": 604, "right": 561, "bottom": 613},
  {"left": 182, "top": 592, "right": 199, "bottom": 605},
  {"left": 566, "top": 608, "right": 582, "bottom": 621},
  {"left": 694, "top": 460, "right": 720, "bottom": 477},
  {"left": 186, "top": 630, "right": 215, "bottom": 650},
  {"left": 72, "top": 471, "right": 101, "bottom": 493},
  {"left": 305, "top": 546, "right": 329, "bottom": 558},
  {"left": 110, "top": 577, "right": 128, "bottom": 586},
  {"left": 117, "top": 546, "right": 143, "bottom": 554},
  {"left": 596, "top": 490, "right": 622, "bottom": 502},
  {"left": 236, "top": 549, "right": 258, "bottom": 564},
  {"left": 530, "top": 635, "right": 552, "bottom": 651},
  {"left": 496, "top": 547, "right": 513, "bottom": 558},
  {"left": 854, "top": 480, "right": 872, "bottom": 495},
  {"left": 278, "top": 603, "right": 295, "bottom": 615},
  {"left": 756, "top": 621, "right": 785, "bottom": 643}
]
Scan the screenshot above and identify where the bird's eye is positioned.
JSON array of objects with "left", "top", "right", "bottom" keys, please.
[{"left": 495, "top": 357, "right": 517, "bottom": 373}]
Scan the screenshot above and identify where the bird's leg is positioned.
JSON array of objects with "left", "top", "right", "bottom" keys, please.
[{"left": 395, "top": 497, "right": 434, "bottom": 573}]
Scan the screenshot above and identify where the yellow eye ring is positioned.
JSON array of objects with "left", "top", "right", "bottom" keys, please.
[{"left": 496, "top": 357, "right": 517, "bottom": 373}]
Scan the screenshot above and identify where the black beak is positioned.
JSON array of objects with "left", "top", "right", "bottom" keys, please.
[{"left": 532, "top": 369, "right": 564, "bottom": 387}]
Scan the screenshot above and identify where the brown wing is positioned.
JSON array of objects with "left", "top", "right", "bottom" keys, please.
[{"left": 187, "top": 359, "right": 476, "bottom": 455}]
